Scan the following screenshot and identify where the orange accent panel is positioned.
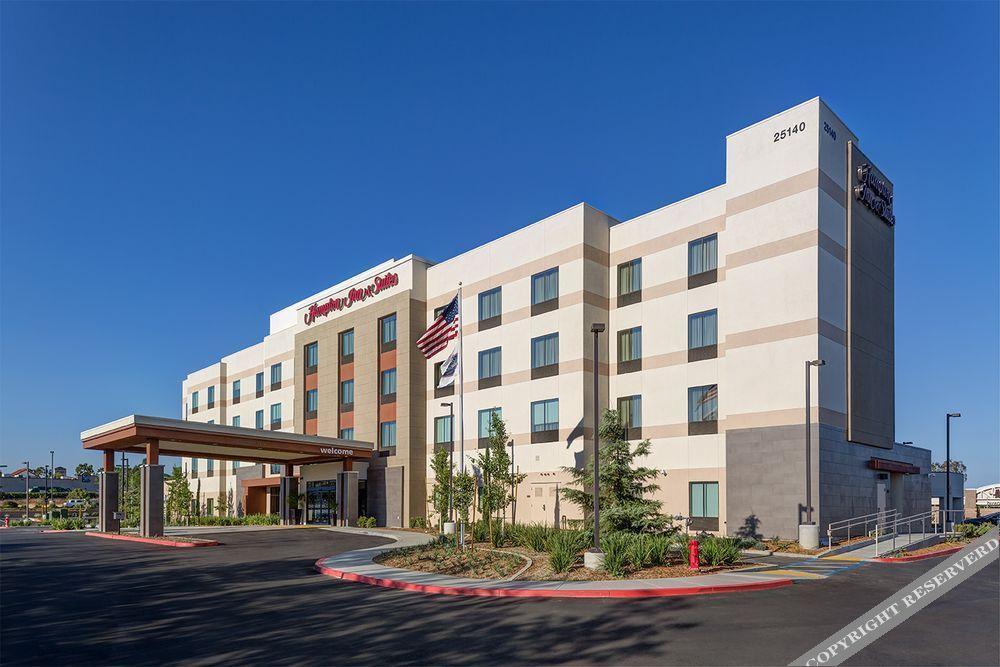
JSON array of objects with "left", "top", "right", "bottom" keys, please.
[
  {"left": 380, "top": 350, "right": 396, "bottom": 369},
  {"left": 305, "top": 418, "right": 318, "bottom": 435},
  {"left": 340, "top": 411, "right": 354, "bottom": 429},
  {"left": 305, "top": 373, "right": 318, "bottom": 391},
  {"left": 380, "top": 401, "right": 397, "bottom": 422},
  {"left": 340, "top": 363, "right": 354, "bottom": 382},
  {"left": 343, "top": 460, "right": 353, "bottom": 471}
]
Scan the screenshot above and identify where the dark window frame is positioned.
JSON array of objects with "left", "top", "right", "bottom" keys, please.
[
  {"left": 339, "top": 330, "right": 355, "bottom": 363},
  {"left": 478, "top": 287, "right": 502, "bottom": 331},
  {"left": 688, "top": 481, "right": 720, "bottom": 531},
  {"left": 434, "top": 361, "right": 454, "bottom": 398},
  {"left": 530, "top": 267, "right": 559, "bottom": 315},
  {"left": 616, "top": 258, "right": 643, "bottom": 307},
  {"left": 379, "top": 313, "right": 398, "bottom": 352},
  {"left": 617, "top": 327, "right": 643, "bottom": 374},
  {"left": 305, "top": 342, "right": 319, "bottom": 375},
  {"left": 617, "top": 395, "right": 642, "bottom": 439}
]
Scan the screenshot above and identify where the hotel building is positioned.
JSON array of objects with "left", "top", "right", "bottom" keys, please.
[{"left": 180, "top": 98, "right": 931, "bottom": 539}]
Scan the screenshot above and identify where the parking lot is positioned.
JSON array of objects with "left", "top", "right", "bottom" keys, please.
[{"left": 1, "top": 527, "right": 996, "bottom": 665}]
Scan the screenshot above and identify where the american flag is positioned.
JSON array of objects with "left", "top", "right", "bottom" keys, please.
[{"left": 417, "top": 293, "right": 459, "bottom": 359}]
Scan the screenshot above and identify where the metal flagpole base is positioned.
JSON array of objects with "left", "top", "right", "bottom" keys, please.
[
  {"left": 584, "top": 548, "right": 605, "bottom": 570},
  {"left": 798, "top": 523, "right": 819, "bottom": 549}
]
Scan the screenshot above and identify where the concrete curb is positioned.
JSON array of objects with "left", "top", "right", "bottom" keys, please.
[
  {"left": 871, "top": 545, "right": 964, "bottom": 563},
  {"left": 85, "top": 531, "right": 219, "bottom": 548}
]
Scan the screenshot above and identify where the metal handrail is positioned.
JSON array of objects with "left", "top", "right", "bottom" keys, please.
[
  {"left": 825, "top": 509, "right": 898, "bottom": 553},
  {"left": 874, "top": 508, "right": 965, "bottom": 557}
]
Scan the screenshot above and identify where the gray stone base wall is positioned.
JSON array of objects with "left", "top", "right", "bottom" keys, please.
[{"left": 367, "top": 462, "right": 404, "bottom": 528}]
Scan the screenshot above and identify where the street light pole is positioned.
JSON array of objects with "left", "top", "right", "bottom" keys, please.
[
  {"left": 48, "top": 450, "right": 54, "bottom": 518},
  {"left": 586, "top": 323, "right": 606, "bottom": 570},
  {"left": 800, "top": 359, "right": 825, "bottom": 549},
  {"left": 946, "top": 413, "right": 961, "bottom": 531},
  {"left": 22, "top": 461, "right": 29, "bottom": 522}
]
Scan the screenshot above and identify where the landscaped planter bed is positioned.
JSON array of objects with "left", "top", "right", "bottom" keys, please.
[{"left": 85, "top": 531, "right": 220, "bottom": 547}]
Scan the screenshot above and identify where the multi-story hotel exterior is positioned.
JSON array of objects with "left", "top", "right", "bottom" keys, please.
[{"left": 181, "top": 97, "right": 931, "bottom": 538}]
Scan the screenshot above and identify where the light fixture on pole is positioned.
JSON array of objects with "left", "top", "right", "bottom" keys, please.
[
  {"left": 585, "top": 323, "right": 606, "bottom": 570},
  {"left": 945, "top": 413, "right": 961, "bottom": 531},
  {"left": 799, "top": 359, "right": 825, "bottom": 549}
]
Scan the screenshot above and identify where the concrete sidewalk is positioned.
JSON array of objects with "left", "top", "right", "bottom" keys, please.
[{"left": 313, "top": 529, "right": 795, "bottom": 598}]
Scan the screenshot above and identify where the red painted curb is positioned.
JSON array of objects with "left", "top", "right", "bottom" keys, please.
[
  {"left": 84, "top": 531, "right": 219, "bottom": 548},
  {"left": 872, "top": 546, "right": 963, "bottom": 563},
  {"left": 313, "top": 559, "right": 793, "bottom": 598}
]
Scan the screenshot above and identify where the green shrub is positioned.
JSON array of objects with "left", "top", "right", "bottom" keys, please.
[
  {"left": 601, "top": 532, "right": 631, "bottom": 577},
  {"left": 547, "top": 531, "right": 580, "bottom": 573},
  {"left": 471, "top": 519, "right": 489, "bottom": 543},
  {"left": 517, "top": 523, "right": 552, "bottom": 552},
  {"left": 698, "top": 536, "right": 743, "bottom": 566},
  {"left": 956, "top": 522, "right": 992, "bottom": 540},
  {"left": 648, "top": 534, "right": 671, "bottom": 567},
  {"left": 49, "top": 518, "right": 86, "bottom": 531},
  {"left": 625, "top": 533, "right": 656, "bottom": 569},
  {"left": 409, "top": 517, "right": 427, "bottom": 529},
  {"left": 357, "top": 516, "right": 377, "bottom": 528}
]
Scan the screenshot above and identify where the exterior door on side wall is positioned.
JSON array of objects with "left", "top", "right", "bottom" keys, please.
[{"left": 876, "top": 480, "right": 889, "bottom": 514}]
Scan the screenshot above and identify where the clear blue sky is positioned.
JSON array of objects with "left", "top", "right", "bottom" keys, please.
[{"left": 2, "top": 2, "right": 997, "bottom": 486}]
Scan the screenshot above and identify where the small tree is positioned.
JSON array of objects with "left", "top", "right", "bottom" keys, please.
[
  {"left": 473, "top": 411, "right": 525, "bottom": 545},
  {"left": 75, "top": 463, "right": 95, "bottom": 478},
  {"left": 561, "top": 409, "right": 671, "bottom": 534},
  {"left": 166, "top": 466, "right": 193, "bottom": 523},
  {"left": 216, "top": 490, "right": 229, "bottom": 517},
  {"left": 452, "top": 471, "right": 476, "bottom": 548},
  {"left": 430, "top": 447, "right": 453, "bottom": 531}
]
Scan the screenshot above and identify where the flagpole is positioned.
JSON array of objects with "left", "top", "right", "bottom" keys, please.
[{"left": 456, "top": 282, "right": 466, "bottom": 548}]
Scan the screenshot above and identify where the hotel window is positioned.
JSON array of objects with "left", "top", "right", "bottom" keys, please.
[
  {"left": 688, "top": 309, "right": 718, "bottom": 361},
  {"left": 477, "top": 407, "right": 502, "bottom": 447},
  {"left": 207, "top": 386, "right": 215, "bottom": 409},
  {"left": 478, "top": 287, "right": 502, "bottom": 330},
  {"left": 270, "top": 363, "right": 282, "bottom": 390},
  {"left": 232, "top": 379, "right": 241, "bottom": 404},
  {"left": 434, "top": 415, "right": 453, "bottom": 445},
  {"left": 380, "top": 421, "right": 397, "bottom": 450},
  {"left": 191, "top": 458, "right": 198, "bottom": 476},
  {"left": 340, "top": 427, "right": 354, "bottom": 440},
  {"left": 305, "top": 342, "right": 318, "bottom": 374},
  {"left": 232, "top": 415, "right": 241, "bottom": 427},
  {"left": 531, "top": 267, "right": 559, "bottom": 315},
  {"left": 689, "top": 481, "right": 720, "bottom": 531},
  {"left": 255, "top": 372, "right": 264, "bottom": 398},
  {"left": 270, "top": 403, "right": 282, "bottom": 430},
  {"left": 270, "top": 464, "right": 282, "bottom": 475},
  {"left": 232, "top": 460, "right": 240, "bottom": 474},
  {"left": 206, "top": 459, "right": 215, "bottom": 477},
  {"left": 478, "top": 347, "right": 501, "bottom": 389},
  {"left": 207, "top": 420, "right": 214, "bottom": 424},
  {"left": 255, "top": 410, "right": 264, "bottom": 430},
  {"left": 688, "top": 384, "right": 719, "bottom": 435},
  {"left": 617, "top": 327, "right": 642, "bottom": 373},
  {"left": 530, "top": 399, "right": 559, "bottom": 443},
  {"left": 530, "top": 333, "right": 559, "bottom": 379},
  {"left": 434, "top": 361, "right": 454, "bottom": 398},
  {"left": 617, "top": 259, "right": 642, "bottom": 307},
  {"left": 380, "top": 313, "right": 397, "bottom": 351},
  {"left": 192, "top": 391, "right": 199, "bottom": 413},
  {"left": 617, "top": 395, "right": 642, "bottom": 439},
  {"left": 688, "top": 234, "right": 718, "bottom": 288},
  {"left": 340, "top": 380, "right": 354, "bottom": 409},
  {"left": 340, "top": 329, "right": 354, "bottom": 362},
  {"left": 306, "top": 389, "right": 318, "bottom": 417},
  {"left": 380, "top": 368, "right": 397, "bottom": 403}
]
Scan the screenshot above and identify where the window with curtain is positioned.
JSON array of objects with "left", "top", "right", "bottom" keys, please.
[
  {"left": 617, "top": 259, "right": 642, "bottom": 295},
  {"left": 232, "top": 379, "right": 241, "bottom": 401},
  {"left": 380, "top": 314, "right": 397, "bottom": 345},
  {"left": 531, "top": 399, "right": 559, "bottom": 432},
  {"left": 688, "top": 309, "right": 718, "bottom": 349},
  {"left": 478, "top": 347, "right": 501, "bottom": 379},
  {"left": 478, "top": 408, "right": 502, "bottom": 439},
  {"left": 341, "top": 380, "right": 354, "bottom": 405},
  {"left": 255, "top": 372, "right": 264, "bottom": 393},
  {"left": 381, "top": 368, "right": 397, "bottom": 396},
  {"left": 255, "top": 410, "right": 264, "bottom": 429},
  {"left": 478, "top": 287, "right": 501, "bottom": 321},
  {"left": 688, "top": 385, "right": 719, "bottom": 422},
  {"left": 192, "top": 391, "right": 199, "bottom": 410},
  {"left": 380, "top": 421, "right": 397, "bottom": 448},
  {"left": 232, "top": 460, "right": 240, "bottom": 473},
  {"left": 190, "top": 459, "right": 198, "bottom": 475},
  {"left": 618, "top": 327, "right": 642, "bottom": 362},
  {"left": 270, "top": 403, "right": 282, "bottom": 426},
  {"left": 690, "top": 482, "right": 720, "bottom": 518},
  {"left": 340, "top": 427, "right": 354, "bottom": 440},
  {"left": 232, "top": 415, "right": 241, "bottom": 427},
  {"left": 617, "top": 395, "right": 642, "bottom": 429},
  {"left": 688, "top": 234, "right": 718, "bottom": 276},
  {"left": 306, "top": 342, "right": 318, "bottom": 369},
  {"left": 206, "top": 459, "right": 214, "bottom": 476},
  {"left": 531, "top": 268, "right": 559, "bottom": 304},
  {"left": 306, "top": 389, "right": 318, "bottom": 412},
  {"left": 434, "top": 415, "right": 453, "bottom": 444},
  {"left": 340, "top": 330, "right": 354, "bottom": 358},
  {"left": 531, "top": 333, "right": 559, "bottom": 368},
  {"left": 270, "top": 464, "right": 282, "bottom": 475},
  {"left": 207, "top": 386, "right": 215, "bottom": 407},
  {"left": 270, "top": 363, "right": 282, "bottom": 386}
]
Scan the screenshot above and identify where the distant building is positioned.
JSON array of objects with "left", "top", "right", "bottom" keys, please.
[
  {"left": 966, "top": 483, "right": 1000, "bottom": 518},
  {"left": 54, "top": 466, "right": 67, "bottom": 478}
]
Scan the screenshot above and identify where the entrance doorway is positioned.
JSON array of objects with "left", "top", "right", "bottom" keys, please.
[
  {"left": 306, "top": 480, "right": 337, "bottom": 524},
  {"left": 876, "top": 476, "right": 890, "bottom": 514}
]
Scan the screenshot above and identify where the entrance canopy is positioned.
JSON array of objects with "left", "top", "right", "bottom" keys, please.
[{"left": 81, "top": 414, "right": 373, "bottom": 466}]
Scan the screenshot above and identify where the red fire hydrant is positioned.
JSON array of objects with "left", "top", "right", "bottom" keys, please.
[{"left": 688, "top": 539, "right": 700, "bottom": 571}]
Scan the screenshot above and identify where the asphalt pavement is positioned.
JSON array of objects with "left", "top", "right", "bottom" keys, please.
[{"left": 1, "top": 527, "right": 996, "bottom": 665}]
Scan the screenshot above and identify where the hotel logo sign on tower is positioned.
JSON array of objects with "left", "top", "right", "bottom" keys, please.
[
  {"left": 854, "top": 163, "right": 895, "bottom": 226},
  {"left": 303, "top": 271, "right": 400, "bottom": 325}
]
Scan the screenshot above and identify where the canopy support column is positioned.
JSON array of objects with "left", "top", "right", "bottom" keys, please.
[
  {"left": 140, "top": 439, "right": 164, "bottom": 537},
  {"left": 279, "top": 464, "right": 297, "bottom": 525},
  {"left": 99, "top": 450, "right": 120, "bottom": 533}
]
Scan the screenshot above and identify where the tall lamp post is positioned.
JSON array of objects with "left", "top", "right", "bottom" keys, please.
[
  {"left": 22, "top": 461, "right": 29, "bottom": 522},
  {"left": 945, "top": 413, "right": 961, "bottom": 531},
  {"left": 48, "top": 450, "right": 54, "bottom": 518},
  {"left": 585, "top": 323, "right": 606, "bottom": 570},
  {"left": 799, "top": 359, "right": 825, "bottom": 549}
]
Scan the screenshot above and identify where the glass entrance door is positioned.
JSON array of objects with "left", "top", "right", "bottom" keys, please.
[{"left": 306, "top": 480, "right": 337, "bottom": 524}]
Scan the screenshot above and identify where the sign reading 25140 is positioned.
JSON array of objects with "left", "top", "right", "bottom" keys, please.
[{"left": 774, "top": 122, "right": 806, "bottom": 143}]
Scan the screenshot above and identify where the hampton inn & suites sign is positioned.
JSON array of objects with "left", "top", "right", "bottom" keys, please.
[{"left": 303, "top": 271, "right": 400, "bottom": 325}]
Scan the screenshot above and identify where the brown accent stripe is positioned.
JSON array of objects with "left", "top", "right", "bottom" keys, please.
[
  {"left": 726, "top": 169, "right": 819, "bottom": 217},
  {"left": 610, "top": 216, "right": 726, "bottom": 266}
]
